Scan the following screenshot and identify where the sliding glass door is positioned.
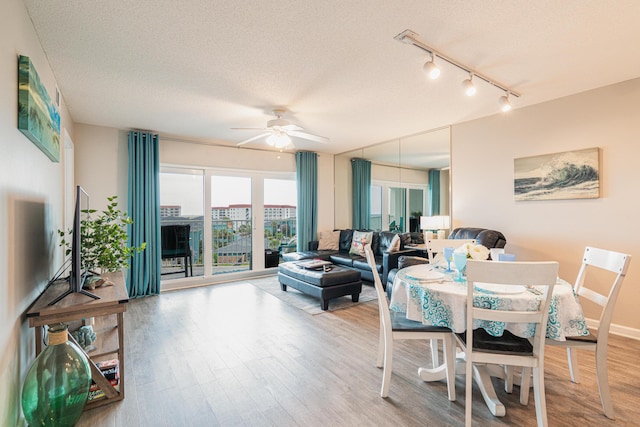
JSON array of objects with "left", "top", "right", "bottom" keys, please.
[
  {"left": 264, "top": 178, "right": 297, "bottom": 257},
  {"left": 210, "top": 175, "right": 252, "bottom": 274},
  {"left": 159, "top": 168, "right": 204, "bottom": 278},
  {"left": 160, "top": 166, "right": 296, "bottom": 283}
]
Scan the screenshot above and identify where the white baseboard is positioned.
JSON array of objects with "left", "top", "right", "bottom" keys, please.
[{"left": 585, "top": 318, "right": 640, "bottom": 341}]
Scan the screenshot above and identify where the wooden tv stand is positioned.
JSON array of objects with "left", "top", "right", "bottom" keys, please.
[{"left": 26, "top": 271, "right": 129, "bottom": 410}]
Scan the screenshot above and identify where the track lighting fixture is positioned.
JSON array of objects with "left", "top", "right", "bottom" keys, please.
[
  {"left": 462, "top": 74, "right": 476, "bottom": 96},
  {"left": 395, "top": 29, "right": 520, "bottom": 112},
  {"left": 423, "top": 54, "right": 440, "bottom": 79},
  {"left": 498, "top": 93, "right": 512, "bottom": 112}
]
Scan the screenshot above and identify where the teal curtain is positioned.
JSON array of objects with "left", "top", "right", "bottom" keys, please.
[
  {"left": 351, "top": 158, "right": 371, "bottom": 229},
  {"left": 127, "top": 131, "right": 161, "bottom": 298},
  {"left": 296, "top": 151, "right": 318, "bottom": 252},
  {"left": 429, "top": 169, "right": 441, "bottom": 215}
]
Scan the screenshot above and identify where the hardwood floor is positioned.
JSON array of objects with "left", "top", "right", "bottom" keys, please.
[{"left": 77, "top": 280, "right": 640, "bottom": 427}]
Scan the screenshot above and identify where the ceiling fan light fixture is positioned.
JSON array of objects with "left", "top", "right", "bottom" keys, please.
[{"left": 266, "top": 132, "right": 291, "bottom": 148}]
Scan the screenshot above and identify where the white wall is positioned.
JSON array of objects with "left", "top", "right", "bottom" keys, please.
[
  {"left": 0, "top": 0, "right": 74, "bottom": 423},
  {"left": 74, "top": 125, "right": 128, "bottom": 212},
  {"left": 316, "top": 152, "right": 335, "bottom": 233},
  {"left": 452, "top": 78, "right": 640, "bottom": 336}
]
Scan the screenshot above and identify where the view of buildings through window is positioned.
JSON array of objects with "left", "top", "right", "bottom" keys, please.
[{"left": 160, "top": 169, "right": 296, "bottom": 279}]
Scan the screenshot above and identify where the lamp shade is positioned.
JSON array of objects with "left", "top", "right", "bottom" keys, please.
[{"left": 420, "top": 215, "right": 450, "bottom": 230}]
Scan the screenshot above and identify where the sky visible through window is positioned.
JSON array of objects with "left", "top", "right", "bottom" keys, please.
[{"left": 160, "top": 173, "right": 296, "bottom": 216}]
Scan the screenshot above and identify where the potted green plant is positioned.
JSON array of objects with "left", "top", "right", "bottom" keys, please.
[{"left": 58, "top": 196, "right": 146, "bottom": 273}]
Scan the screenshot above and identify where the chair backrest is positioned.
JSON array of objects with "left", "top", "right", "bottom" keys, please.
[
  {"left": 465, "top": 260, "right": 559, "bottom": 356},
  {"left": 364, "top": 244, "right": 392, "bottom": 334},
  {"left": 574, "top": 246, "right": 631, "bottom": 337},
  {"left": 161, "top": 224, "right": 191, "bottom": 259},
  {"left": 426, "top": 238, "right": 475, "bottom": 264}
]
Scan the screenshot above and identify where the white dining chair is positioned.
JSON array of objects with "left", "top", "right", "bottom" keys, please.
[
  {"left": 363, "top": 244, "right": 456, "bottom": 401},
  {"left": 546, "top": 246, "right": 631, "bottom": 419},
  {"left": 460, "top": 260, "right": 559, "bottom": 427},
  {"left": 425, "top": 238, "right": 475, "bottom": 264}
]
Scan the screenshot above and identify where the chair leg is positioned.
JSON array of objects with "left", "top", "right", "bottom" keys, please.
[
  {"left": 430, "top": 338, "right": 440, "bottom": 368},
  {"left": 465, "top": 356, "right": 473, "bottom": 427},
  {"left": 567, "top": 347, "right": 580, "bottom": 383},
  {"left": 595, "top": 345, "right": 615, "bottom": 419},
  {"left": 520, "top": 367, "right": 531, "bottom": 405},
  {"left": 504, "top": 365, "right": 514, "bottom": 393},
  {"left": 376, "top": 318, "right": 384, "bottom": 368},
  {"left": 381, "top": 334, "right": 393, "bottom": 398},
  {"left": 443, "top": 334, "right": 456, "bottom": 401},
  {"left": 532, "top": 366, "right": 549, "bottom": 427}
]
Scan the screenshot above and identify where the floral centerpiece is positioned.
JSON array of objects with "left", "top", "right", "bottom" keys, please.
[{"left": 455, "top": 242, "right": 490, "bottom": 260}]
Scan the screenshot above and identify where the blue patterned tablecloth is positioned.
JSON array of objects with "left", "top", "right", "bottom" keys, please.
[{"left": 389, "top": 264, "right": 589, "bottom": 341}]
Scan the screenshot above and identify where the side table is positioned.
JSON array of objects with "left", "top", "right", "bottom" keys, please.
[{"left": 26, "top": 271, "right": 129, "bottom": 410}]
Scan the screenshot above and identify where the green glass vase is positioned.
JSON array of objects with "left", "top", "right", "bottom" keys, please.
[{"left": 22, "top": 324, "right": 91, "bottom": 427}]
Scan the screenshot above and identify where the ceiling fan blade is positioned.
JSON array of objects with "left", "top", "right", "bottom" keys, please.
[
  {"left": 237, "top": 132, "right": 270, "bottom": 146},
  {"left": 288, "top": 130, "right": 329, "bottom": 143},
  {"left": 231, "top": 127, "right": 268, "bottom": 131},
  {"left": 282, "top": 124, "right": 303, "bottom": 131}
]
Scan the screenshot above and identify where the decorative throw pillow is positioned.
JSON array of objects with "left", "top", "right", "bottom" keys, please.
[
  {"left": 317, "top": 230, "right": 340, "bottom": 250},
  {"left": 349, "top": 231, "right": 373, "bottom": 257},
  {"left": 388, "top": 234, "right": 401, "bottom": 252}
]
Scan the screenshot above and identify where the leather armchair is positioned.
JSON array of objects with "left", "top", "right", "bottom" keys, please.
[{"left": 449, "top": 227, "right": 506, "bottom": 249}]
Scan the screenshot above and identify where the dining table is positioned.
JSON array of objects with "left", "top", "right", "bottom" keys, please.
[{"left": 389, "top": 261, "right": 590, "bottom": 417}]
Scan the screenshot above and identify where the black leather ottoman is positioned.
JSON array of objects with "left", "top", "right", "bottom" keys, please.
[{"left": 278, "top": 262, "right": 362, "bottom": 310}]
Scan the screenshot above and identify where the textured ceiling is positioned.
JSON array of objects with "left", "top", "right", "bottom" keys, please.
[{"left": 23, "top": 0, "right": 640, "bottom": 156}]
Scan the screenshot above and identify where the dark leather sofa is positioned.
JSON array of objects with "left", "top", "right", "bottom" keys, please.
[{"left": 282, "top": 229, "right": 420, "bottom": 286}]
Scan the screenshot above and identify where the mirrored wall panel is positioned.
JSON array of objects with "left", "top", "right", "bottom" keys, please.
[{"left": 334, "top": 126, "right": 450, "bottom": 231}]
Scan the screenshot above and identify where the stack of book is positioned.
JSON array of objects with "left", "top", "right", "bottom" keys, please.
[{"left": 87, "top": 359, "right": 120, "bottom": 401}]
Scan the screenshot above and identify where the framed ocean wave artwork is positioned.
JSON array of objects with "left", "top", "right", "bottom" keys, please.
[{"left": 514, "top": 148, "right": 599, "bottom": 201}]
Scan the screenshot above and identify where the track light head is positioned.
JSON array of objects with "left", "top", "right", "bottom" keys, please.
[
  {"left": 462, "top": 75, "right": 476, "bottom": 96},
  {"left": 423, "top": 54, "right": 440, "bottom": 79},
  {"left": 499, "top": 93, "right": 512, "bottom": 112}
]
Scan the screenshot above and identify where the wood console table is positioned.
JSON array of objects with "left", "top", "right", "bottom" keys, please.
[{"left": 26, "top": 271, "right": 129, "bottom": 410}]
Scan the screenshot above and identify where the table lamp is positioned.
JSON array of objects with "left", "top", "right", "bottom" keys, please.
[{"left": 420, "top": 215, "right": 450, "bottom": 239}]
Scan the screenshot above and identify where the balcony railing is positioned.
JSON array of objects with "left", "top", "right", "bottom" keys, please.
[{"left": 160, "top": 216, "right": 296, "bottom": 278}]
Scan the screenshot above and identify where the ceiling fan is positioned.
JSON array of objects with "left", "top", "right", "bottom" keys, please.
[{"left": 233, "top": 109, "right": 329, "bottom": 149}]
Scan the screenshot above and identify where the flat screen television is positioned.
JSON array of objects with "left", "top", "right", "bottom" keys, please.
[{"left": 48, "top": 185, "right": 100, "bottom": 305}]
